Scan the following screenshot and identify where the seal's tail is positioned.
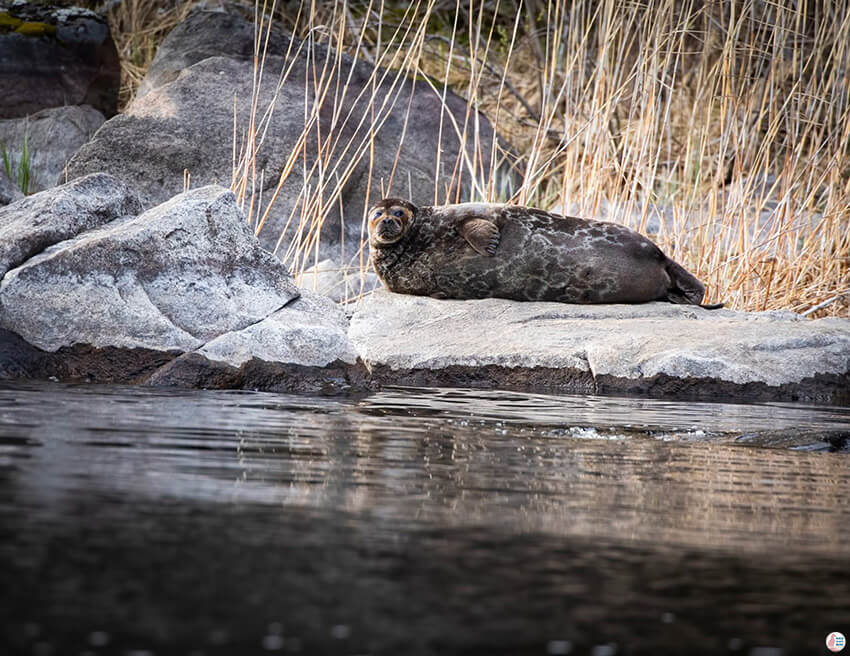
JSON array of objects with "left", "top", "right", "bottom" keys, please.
[{"left": 664, "top": 259, "right": 724, "bottom": 309}]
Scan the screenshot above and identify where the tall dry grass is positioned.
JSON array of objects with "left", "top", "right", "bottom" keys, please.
[
  {"left": 117, "top": 0, "right": 850, "bottom": 315},
  {"left": 106, "top": 0, "right": 199, "bottom": 108},
  {"left": 230, "top": 0, "right": 484, "bottom": 294}
]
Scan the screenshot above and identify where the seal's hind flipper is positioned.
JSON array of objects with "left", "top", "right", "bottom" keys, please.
[
  {"left": 672, "top": 296, "right": 724, "bottom": 309},
  {"left": 664, "top": 258, "right": 706, "bottom": 306},
  {"left": 459, "top": 218, "right": 500, "bottom": 256}
]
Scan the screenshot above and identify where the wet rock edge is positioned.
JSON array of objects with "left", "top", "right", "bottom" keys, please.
[{"left": 1, "top": 327, "right": 847, "bottom": 405}]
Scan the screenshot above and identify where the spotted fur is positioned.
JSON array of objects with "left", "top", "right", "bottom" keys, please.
[{"left": 368, "top": 198, "right": 713, "bottom": 306}]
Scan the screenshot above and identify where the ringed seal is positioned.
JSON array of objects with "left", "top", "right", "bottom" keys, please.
[{"left": 367, "top": 198, "right": 722, "bottom": 307}]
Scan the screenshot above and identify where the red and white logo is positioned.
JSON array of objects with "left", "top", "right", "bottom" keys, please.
[{"left": 827, "top": 632, "right": 846, "bottom": 653}]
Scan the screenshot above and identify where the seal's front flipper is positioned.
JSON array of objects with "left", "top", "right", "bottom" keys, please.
[{"left": 459, "top": 218, "right": 500, "bottom": 256}]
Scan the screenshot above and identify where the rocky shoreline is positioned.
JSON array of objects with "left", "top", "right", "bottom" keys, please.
[
  {"left": 0, "top": 174, "right": 847, "bottom": 403},
  {"left": 1, "top": 3, "right": 848, "bottom": 404}
]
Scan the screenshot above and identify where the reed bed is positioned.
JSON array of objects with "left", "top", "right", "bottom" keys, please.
[{"left": 114, "top": 0, "right": 850, "bottom": 316}]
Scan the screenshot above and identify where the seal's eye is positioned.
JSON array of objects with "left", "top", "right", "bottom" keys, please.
[
  {"left": 392, "top": 209, "right": 404, "bottom": 218},
  {"left": 372, "top": 211, "right": 383, "bottom": 220}
]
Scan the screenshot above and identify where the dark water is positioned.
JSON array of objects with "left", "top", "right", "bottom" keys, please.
[{"left": 1, "top": 382, "right": 849, "bottom": 656}]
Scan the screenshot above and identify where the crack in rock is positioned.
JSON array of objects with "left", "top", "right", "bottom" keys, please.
[
  {"left": 577, "top": 349, "right": 598, "bottom": 393},
  {"left": 188, "top": 299, "right": 295, "bottom": 354}
]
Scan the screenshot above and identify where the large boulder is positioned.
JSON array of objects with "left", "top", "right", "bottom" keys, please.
[
  {"left": 0, "top": 2, "right": 120, "bottom": 118},
  {"left": 349, "top": 291, "right": 850, "bottom": 402},
  {"left": 65, "top": 8, "right": 511, "bottom": 266},
  {"left": 0, "top": 179, "right": 358, "bottom": 390},
  {"left": 0, "top": 184, "right": 298, "bottom": 352},
  {"left": 0, "top": 105, "right": 105, "bottom": 193},
  {"left": 0, "top": 172, "right": 140, "bottom": 278},
  {"left": 135, "top": 7, "right": 288, "bottom": 98}
]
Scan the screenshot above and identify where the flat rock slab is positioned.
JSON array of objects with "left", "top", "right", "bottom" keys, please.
[{"left": 349, "top": 291, "right": 850, "bottom": 403}]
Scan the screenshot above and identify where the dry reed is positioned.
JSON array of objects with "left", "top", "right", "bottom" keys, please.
[
  {"left": 106, "top": 0, "right": 199, "bottom": 108},
  {"left": 114, "top": 0, "right": 850, "bottom": 316}
]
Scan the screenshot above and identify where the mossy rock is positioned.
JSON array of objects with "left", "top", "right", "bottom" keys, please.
[
  {"left": 0, "top": 2, "right": 120, "bottom": 118},
  {"left": 13, "top": 20, "right": 57, "bottom": 36},
  {"left": 0, "top": 11, "right": 23, "bottom": 30}
]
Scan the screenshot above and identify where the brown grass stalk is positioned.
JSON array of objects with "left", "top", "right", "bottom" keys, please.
[{"left": 112, "top": 0, "right": 849, "bottom": 315}]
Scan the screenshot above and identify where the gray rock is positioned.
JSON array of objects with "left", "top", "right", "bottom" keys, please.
[
  {"left": 0, "top": 105, "right": 106, "bottom": 193},
  {"left": 136, "top": 6, "right": 290, "bottom": 99},
  {"left": 0, "top": 172, "right": 140, "bottom": 278},
  {"left": 0, "top": 168, "right": 23, "bottom": 206},
  {"left": 0, "top": 2, "right": 120, "bottom": 118},
  {"left": 0, "top": 184, "right": 298, "bottom": 352},
  {"left": 349, "top": 290, "right": 850, "bottom": 397},
  {"left": 199, "top": 290, "right": 357, "bottom": 368},
  {"left": 65, "top": 8, "right": 511, "bottom": 265},
  {"left": 298, "top": 258, "right": 380, "bottom": 303}
]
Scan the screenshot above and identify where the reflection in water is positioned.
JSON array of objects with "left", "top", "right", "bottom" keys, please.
[{"left": 0, "top": 382, "right": 848, "bottom": 655}]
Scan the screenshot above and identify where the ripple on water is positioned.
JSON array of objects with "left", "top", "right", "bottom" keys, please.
[{"left": 0, "top": 381, "right": 848, "bottom": 654}]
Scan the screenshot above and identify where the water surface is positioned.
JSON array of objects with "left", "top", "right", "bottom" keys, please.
[{"left": 1, "top": 382, "right": 848, "bottom": 655}]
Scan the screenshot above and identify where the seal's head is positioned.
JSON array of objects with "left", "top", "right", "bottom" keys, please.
[{"left": 367, "top": 198, "right": 417, "bottom": 247}]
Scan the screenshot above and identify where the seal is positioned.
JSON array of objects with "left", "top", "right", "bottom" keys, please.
[{"left": 367, "top": 198, "right": 722, "bottom": 307}]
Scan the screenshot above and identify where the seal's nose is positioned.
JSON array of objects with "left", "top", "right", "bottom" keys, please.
[{"left": 380, "top": 218, "right": 395, "bottom": 228}]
